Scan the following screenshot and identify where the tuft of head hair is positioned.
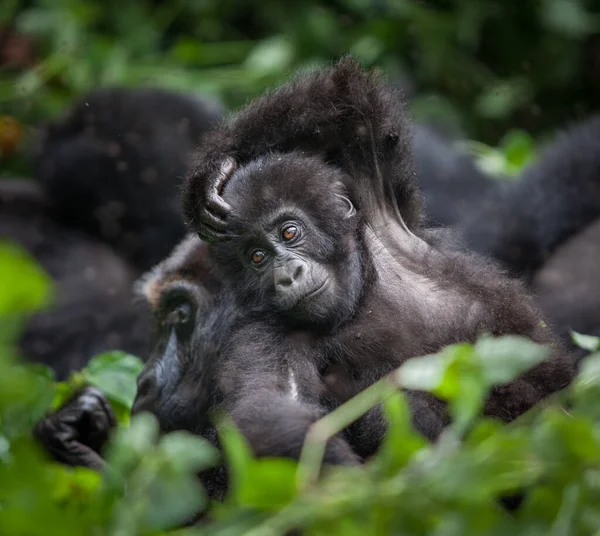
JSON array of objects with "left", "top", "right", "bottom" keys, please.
[
  {"left": 135, "top": 234, "right": 221, "bottom": 309},
  {"left": 183, "top": 56, "right": 422, "bottom": 234}
]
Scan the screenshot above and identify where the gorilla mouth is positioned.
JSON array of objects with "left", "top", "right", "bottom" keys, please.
[{"left": 299, "top": 279, "right": 329, "bottom": 304}]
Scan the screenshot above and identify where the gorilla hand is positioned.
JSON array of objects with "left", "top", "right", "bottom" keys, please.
[
  {"left": 33, "top": 386, "right": 116, "bottom": 471},
  {"left": 195, "top": 157, "right": 236, "bottom": 243}
]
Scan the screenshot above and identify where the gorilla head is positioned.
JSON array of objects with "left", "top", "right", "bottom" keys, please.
[
  {"left": 212, "top": 153, "right": 363, "bottom": 328},
  {"left": 132, "top": 235, "right": 231, "bottom": 437}
]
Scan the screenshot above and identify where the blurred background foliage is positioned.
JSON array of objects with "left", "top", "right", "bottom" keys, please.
[
  {"left": 3, "top": 2, "right": 600, "bottom": 531},
  {"left": 1, "top": 0, "right": 600, "bottom": 177}
]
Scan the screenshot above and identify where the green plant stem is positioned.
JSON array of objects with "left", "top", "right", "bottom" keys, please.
[{"left": 296, "top": 377, "right": 398, "bottom": 489}]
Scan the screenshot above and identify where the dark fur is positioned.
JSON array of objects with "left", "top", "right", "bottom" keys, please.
[
  {"left": 414, "top": 125, "right": 496, "bottom": 228},
  {"left": 460, "top": 115, "right": 600, "bottom": 281},
  {"left": 182, "top": 58, "right": 575, "bottom": 461},
  {"left": 453, "top": 115, "right": 600, "bottom": 357},
  {"left": 133, "top": 234, "right": 358, "bottom": 497},
  {"left": 0, "top": 180, "right": 151, "bottom": 379},
  {"left": 533, "top": 218, "right": 600, "bottom": 360},
  {"left": 184, "top": 57, "right": 422, "bottom": 242},
  {"left": 32, "top": 235, "right": 230, "bottom": 500},
  {"left": 35, "top": 87, "right": 224, "bottom": 270},
  {"left": 132, "top": 235, "right": 233, "bottom": 499}
]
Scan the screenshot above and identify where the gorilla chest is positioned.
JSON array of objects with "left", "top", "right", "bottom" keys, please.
[{"left": 331, "top": 278, "right": 480, "bottom": 367}]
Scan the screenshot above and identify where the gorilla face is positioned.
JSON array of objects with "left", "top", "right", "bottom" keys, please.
[
  {"left": 212, "top": 153, "right": 364, "bottom": 328},
  {"left": 133, "top": 279, "right": 205, "bottom": 431},
  {"left": 131, "top": 235, "right": 232, "bottom": 436}
]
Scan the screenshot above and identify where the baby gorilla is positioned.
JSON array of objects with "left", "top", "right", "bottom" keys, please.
[
  {"left": 213, "top": 155, "right": 361, "bottom": 328},
  {"left": 205, "top": 151, "right": 574, "bottom": 460}
]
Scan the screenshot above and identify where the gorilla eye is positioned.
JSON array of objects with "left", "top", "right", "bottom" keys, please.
[
  {"left": 281, "top": 225, "right": 298, "bottom": 242},
  {"left": 250, "top": 249, "right": 267, "bottom": 264}
]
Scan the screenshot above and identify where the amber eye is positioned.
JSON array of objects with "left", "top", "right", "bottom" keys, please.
[
  {"left": 281, "top": 225, "right": 298, "bottom": 241},
  {"left": 250, "top": 250, "right": 266, "bottom": 264}
]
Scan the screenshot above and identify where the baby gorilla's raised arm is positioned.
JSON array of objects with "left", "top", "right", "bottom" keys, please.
[{"left": 183, "top": 57, "right": 422, "bottom": 242}]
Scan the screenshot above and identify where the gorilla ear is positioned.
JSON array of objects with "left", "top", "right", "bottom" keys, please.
[{"left": 335, "top": 194, "right": 356, "bottom": 219}]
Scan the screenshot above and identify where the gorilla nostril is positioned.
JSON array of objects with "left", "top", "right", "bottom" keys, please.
[
  {"left": 293, "top": 263, "right": 303, "bottom": 281},
  {"left": 276, "top": 276, "right": 293, "bottom": 289}
]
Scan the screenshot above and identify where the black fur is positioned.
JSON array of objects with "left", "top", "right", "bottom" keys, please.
[
  {"left": 131, "top": 234, "right": 231, "bottom": 500},
  {"left": 460, "top": 115, "right": 600, "bottom": 281},
  {"left": 33, "top": 235, "right": 230, "bottom": 500},
  {"left": 184, "top": 57, "right": 422, "bottom": 242},
  {"left": 0, "top": 180, "right": 151, "bottom": 379},
  {"left": 532, "top": 218, "right": 600, "bottom": 360},
  {"left": 414, "top": 125, "right": 496, "bottom": 228},
  {"left": 35, "top": 87, "right": 224, "bottom": 270},
  {"left": 0, "top": 180, "right": 150, "bottom": 379},
  {"left": 453, "top": 115, "right": 600, "bottom": 357},
  {"left": 182, "top": 58, "right": 575, "bottom": 461}
]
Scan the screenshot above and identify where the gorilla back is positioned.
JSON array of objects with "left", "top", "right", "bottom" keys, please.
[
  {"left": 0, "top": 180, "right": 151, "bottom": 378},
  {"left": 35, "top": 87, "right": 224, "bottom": 270}
]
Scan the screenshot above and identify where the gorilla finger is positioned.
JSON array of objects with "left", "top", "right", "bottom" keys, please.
[
  {"left": 205, "top": 190, "right": 232, "bottom": 218},
  {"left": 82, "top": 387, "right": 117, "bottom": 429},
  {"left": 55, "top": 441, "right": 106, "bottom": 471},
  {"left": 200, "top": 209, "right": 229, "bottom": 232},
  {"left": 216, "top": 157, "right": 237, "bottom": 190},
  {"left": 198, "top": 227, "right": 231, "bottom": 244},
  {"left": 205, "top": 158, "right": 236, "bottom": 216}
]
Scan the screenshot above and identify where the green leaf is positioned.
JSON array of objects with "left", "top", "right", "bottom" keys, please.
[
  {"left": 374, "top": 391, "right": 426, "bottom": 475},
  {"left": 49, "top": 465, "right": 103, "bottom": 503},
  {"left": 475, "top": 78, "right": 533, "bottom": 119},
  {"left": 245, "top": 35, "right": 295, "bottom": 75},
  {"left": 350, "top": 36, "right": 384, "bottom": 64},
  {"left": 106, "top": 411, "right": 159, "bottom": 474},
  {"left": 239, "top": 458, "right": 298, "bottom": 510},
  {"left": 474, "top": 335, "right": 550, "bottom": 385},
  {"left": 158, "top": 431, "right": 220, "bottom": 473},
  {"left": 218, "top": 417, "right": 254, "bottom": 505},
  {"left": 572, "top": 353, "right": 600, "bottom": 419},
  {"left": 82, "top": 351, "right": 144, "bottom": 410},
  {"left": 500, "top": 129, "right": 536, "bottom": 175},
  {"left": 541, "top": 0, "right": 597, "bottom": 37},
  {"left": 397, "top": 351, "right": 451, "bottom": 392},
  {"left": 398, "top": 343, "right": 476, "bottom": 400},
  {"left": 570, "top": 330, "right": 600, "bottom": 352},
  {"left": 0, "top": 360, "right": 56, "bottom": 438},
  {"left": 0, "top": 240, "right": 53, "bottom": 316},
  {"left": 142, "top": 473, "right": 207, "bottom": 531}
]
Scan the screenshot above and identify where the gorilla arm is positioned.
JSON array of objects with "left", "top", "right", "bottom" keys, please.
[{"left": 217, "top": 324, "right": 359, "bottom": 465}]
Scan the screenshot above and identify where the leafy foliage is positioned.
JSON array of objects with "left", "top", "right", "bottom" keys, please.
[
  {"left": 1, "top": 3, "right": 598, "bottom": 532},
  {"left": 462, "top": 129, "right": 537, "bottom": 178},
  {"left": 2, "top": 0, "right": 600, "bottom": 177},
  {"left": 2, "top": 239, "right": 600, "bottom": 534}
]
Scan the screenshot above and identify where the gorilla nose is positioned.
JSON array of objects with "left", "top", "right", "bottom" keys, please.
[{"left": 274, "top": 260, "right": 305, "bottom": 292}]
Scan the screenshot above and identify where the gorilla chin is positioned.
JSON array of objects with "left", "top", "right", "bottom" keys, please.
[{"left": 283, "top": 277, "right": 334, "bottom": 323}]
